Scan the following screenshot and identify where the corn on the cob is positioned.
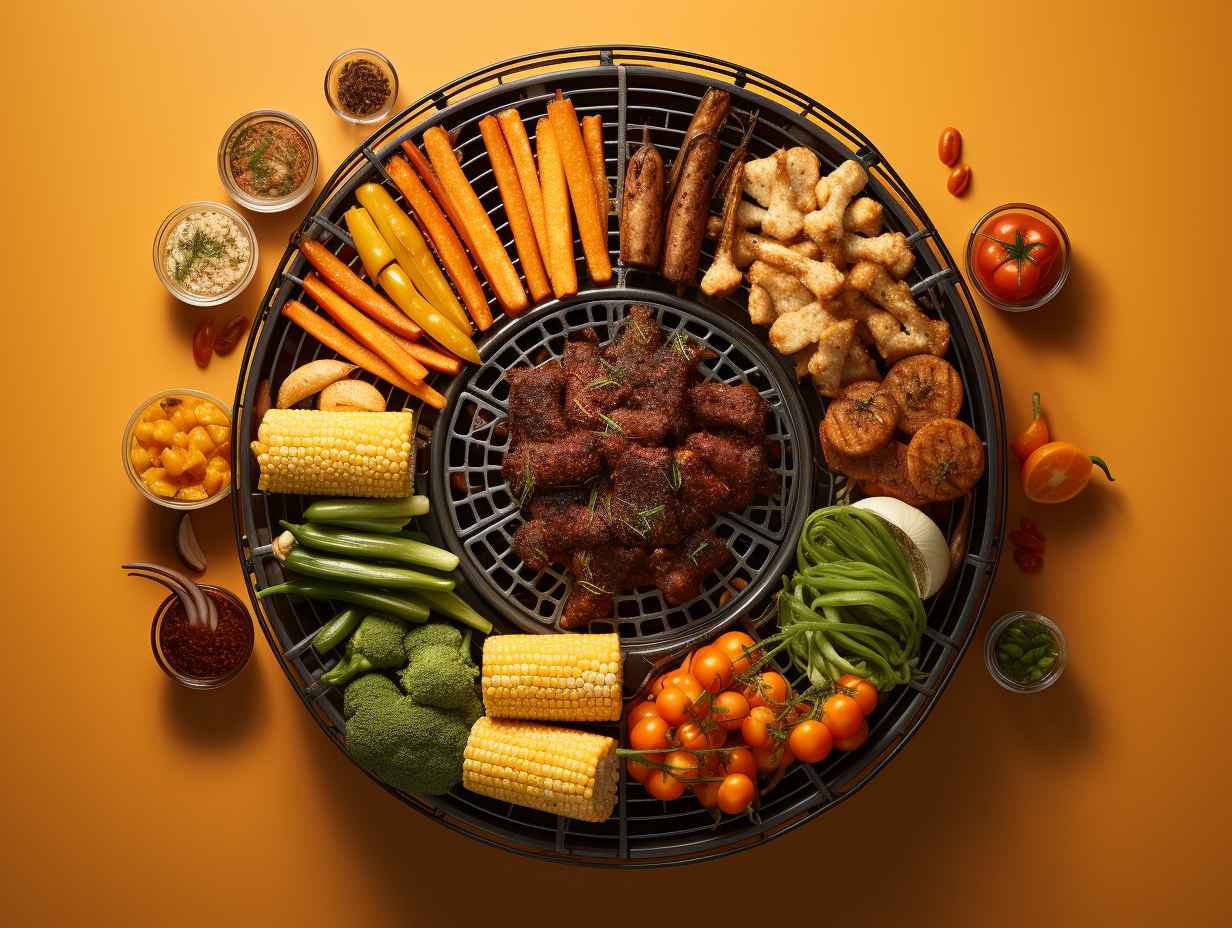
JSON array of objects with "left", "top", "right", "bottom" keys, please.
[
  {"left": 250, "top": 409, "right": 413, "bottom": 497},
  {"left": 482, "top": 633, "right": 622, "bottom": 722},
  {"left": 463, "top": 717, "right": 618, "bottom": 822}
]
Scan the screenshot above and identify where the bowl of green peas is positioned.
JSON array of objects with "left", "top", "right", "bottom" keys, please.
[{"left": 985, "top": 612, "right": 1067, "bottom": 693}]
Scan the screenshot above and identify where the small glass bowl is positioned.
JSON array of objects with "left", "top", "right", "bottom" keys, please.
[
  {"left": 217, "top": 109, "right": 319, "bottom": 213},
  {"left": 324, "top": 48, "right": 399, "bottom": 125},
  {"left": 985, "top": 611, "right": 1067, "bottom": 693},
  {"left": 122, "top": 388, "right": 233, "bottom": 510},
  {"left": 965, "top": 203, "right": 1071, "bottom": 313},
  {"left": 153, "top": 200, "right": 258, "bottom": 307},
  {"left": 151, "top": 585, "right": 254, "bottom": 690}
]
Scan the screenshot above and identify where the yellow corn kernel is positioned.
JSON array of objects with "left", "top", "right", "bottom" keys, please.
[
  {"left": 481, "top": 633, "right": 623, "bottom": 722},
  {"left": 171, "top": 405, "right": 198, "bottom": 432},
  {"left": 206, "top": 454, "right": 230, "bottom": 473},
  {"left": 205, "top": 424, "right": 230, "bottom": 446},
  {"left": 132, "top": 421, "right": 156, "bottom": 445},
  {"left": 194, "top": 401, "right": 229, "bottom": 427},
  {"left": 202, "top": 469, "right": 227, "bottom": 495},
  {"left": 151, "top": 419, "right": 177, "bottom": 446},
  {"left": 143, "top": 402, "right": 167, "bottom": 421},
  {"left": 160, "top": 446, "right": 189, "bottom": 478},
  {"left": 140, "top": 466, "right": 167, "bottom": 486},
  {"left": 175, "top": 485, "right": 208, "bottom": 502},
  {"left": 130, "top": 445, "right": 153, "bottom": 472},
  {"left": 185, "top": 448, "right": 208, "bottom": 477},
  {"left": 187, "top": 425, "right": 216, "bottom": 454},
  {"left": 214, "top": 441, "right": 232, "bottom": 462},
  {"left": 150, "top": 480, "right": 178, "bottom": 498},
  {"left": 172, "top": 430, "right": 190, "bottom": 449}
]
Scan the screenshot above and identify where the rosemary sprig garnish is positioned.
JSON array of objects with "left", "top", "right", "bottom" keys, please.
[
  {"left": 669, "top": 330, "right": 694, "bottom": 361},
  {"left": 173, "top": 229, "right": 226, "bottom": 282},
  {"left": 515, "top": 463, "right": 536, "bottom": 507},
  {"left": 587, "top": 485, "right": 600, "bottom": 514},
  {"left": 248, "top": 133, "right": 275, "bottom": 184},
  {"left": 576, "top": 551, "right": 593, "bottom": 577},
  {"left": 597, "top": 411, "right": 625, "bottom": 434},
  {"left": 577, "top": 579, "right": 611, "bottom": 596},
  {"left": 687, "top": 541, "right": 710, "bottom": 565},
  {"left": 668, "top": 459, "right": 682, "bottom": 490}
]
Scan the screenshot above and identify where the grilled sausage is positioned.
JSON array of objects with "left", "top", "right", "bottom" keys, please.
[
  {"left": 666, "top": 88, "right": 731, "bottom": 201},
  {"left": 660, "top": 132, "right": 721, "bottom": 284},
  {"left": 619, "top": 126, "right": 664, "bottom": 269}
]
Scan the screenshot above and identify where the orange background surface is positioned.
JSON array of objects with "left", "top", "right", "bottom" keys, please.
[{"left": 4, "top": 1, "right": 1228, "bottom": 924}]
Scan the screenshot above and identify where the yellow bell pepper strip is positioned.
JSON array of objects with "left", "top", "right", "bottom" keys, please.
[
  {"left": 378, "top": 263, "right": 481, "bottom": 364},
  {"left": 355, "top": 183, "right": 472, "bottom": 333},
  {"left": 344, "top": 206, "right": 395, "bottom": 282}
]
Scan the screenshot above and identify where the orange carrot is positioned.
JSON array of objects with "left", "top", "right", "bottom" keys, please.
[
  {"left": 535, "top": 117, "right": 577, "bottom": 299},
  {"left": 298, "top": 239, "right": 423, "bottom": 339},
  {"left": 479, "top": 116, "right": 551, "bottom": 303},
  {"left": 497, "top": 108, "right": 549, "bottom": 263},
  {"left": 546, "top": 93, "right": 612, "bottom": 284},
  {"left": 402, "top": 140, "right": 476, "bottom": 255},
  {"left": 281, "top": 301, "right": 445, "bottom": 409},
  {"left": 302, "top": 274, "right": 429, "bottom": 384},
  {"left": 422, "top": 125, "right": 528, "bottom": 317},
  {"left": 387, "top": 331, "right": 463, "bottom": 376},
  {"left": 385, "top": 154, "right": 492, "bottom": 332},
  {"left": 581, "top": 114, "right": 608, "bottom": 220}
]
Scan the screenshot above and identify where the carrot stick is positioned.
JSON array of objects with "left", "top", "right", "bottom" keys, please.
[
  {"left": 422, "top": 125, "right": 527, "bottom": 317},
  {"left": 479, "top": 116, "right": 551, "bottom": 303},
  {"left": 302, "top": 274, "right": 429, "bottom": 383},
  {"left": 497, "top": 108, "right": 549, "bottom": 263},
  {"left": 281, "top": 301, "right": 445, "bottom": 409},
  {"left": 546, "top": 93, "right": 612, "bottom": 284},
  {"left": 385, "top": 154, "right": 492, "bottom": 332},
  {"left": 387, "top": 332, "right": 463, "bottom": 376},
  {"left": 581, "top": 114, "right": 608, "bottom": 220},
  {"left": 535, "top": 117, "right": 577, "bottom": 299},
  {"left": 401, "top": 140, "right": 476, "bottom": 255},
  {"left": 298, "top": 239, "right": 423, "bottom": 340}
]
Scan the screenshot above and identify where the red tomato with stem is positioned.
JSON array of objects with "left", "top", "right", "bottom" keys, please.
[
  {"left": 740, "top": 705, "right": 777, "bottom": 749},
  {"left": 629, "top": 716, "right": 671, "bottom": 752},
  {"left": 693, "top": 780, "right": 721, "bottom": 808},
  {"left": 745, "top": 671, "right": 790, "bottom": 709},
  {"left": 973, "top": 213, "right": 1062, "bottom": 304},
  {"left": 717, "top": 774, "right": 756, "bottom": 814},
  {"left": 721, "top": 746, "right": 758, "bottom": 779},
  {"left": 714, "top": 631, "right": 762, "bottom": 676},
  {"left": 645, "top": 769, "right": 686, "bottom": 801},
  {"left": 677, "top": 721, "right": 725, "bottom": 751},
  {"left": 663, "top": 750, "right": 700, "bottom": 783},
  {"left": 836, "top": 675, "right": 878, "bottom": 716}
]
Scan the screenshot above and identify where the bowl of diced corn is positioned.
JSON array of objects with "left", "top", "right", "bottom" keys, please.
[{"left": 123, "top": 389, "right": 233, "bottom": 509}]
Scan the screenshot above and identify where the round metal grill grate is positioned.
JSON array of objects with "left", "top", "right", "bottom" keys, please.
[
  {"left": 428, "top": 292, "right": 812, "bottom": 650},
  {"left": 231, "top": 45, "right": 1006, "bottom": 867}
]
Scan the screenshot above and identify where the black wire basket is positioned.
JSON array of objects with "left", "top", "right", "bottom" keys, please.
[{"left": 231, "top": 45, "right": 1006, "bottom": 867}]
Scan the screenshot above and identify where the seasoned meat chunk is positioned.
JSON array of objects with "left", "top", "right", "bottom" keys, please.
[
  {"left": 510, "top": 487, "right": 615, "bottom": 570},
  {"left": 673, "top": 449, "right": 731, "bottom": 531},
  {"left": 562, "top": 546, "right": 653, "bottom": 628},
  {"left": 604, "top": 305, "right": 662, "bottom": 374},
  {"left": 650, "top": 530, "right": 733, "bottom": 605},
  {"left": 609, "top": 446, "right": 682, "bottom": 547},
  {"left": 507, "top": 363, "right": 567, "bottom": 440},
  {"left": 503, "top": 431, "right": 602, "bottom": 499},
  {"left": 626, "top": 343, "right": 696, "bottom": 440},
  {"left": 687, "top": 383, "right": 769, "bottom": 437},
  {"left": 563, "top": 339, "right": 630, "bottom": 429},
  {"left": 609, "top": 407, "right": 671, "bottom": 446},
  {"left": 683, "top": 431, "right": 775, "bottom": 510}
]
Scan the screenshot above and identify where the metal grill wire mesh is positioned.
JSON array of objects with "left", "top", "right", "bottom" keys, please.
[
  {"left": 232, "top": 46, "right": 1005, "bottom": 866},
  {"left": 432, "top": 296, "right": 808, "bottom": 643}
]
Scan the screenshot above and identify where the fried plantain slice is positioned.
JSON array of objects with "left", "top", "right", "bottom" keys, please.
[
  {"left": 906, "top": 418, "right": 985, "bottom": 501},
  {"left": 883, "top": 355, "right": 963, "bottom": 434},
  {"left": 868, "top": 441, "right": 933, "bottom": 507},
  {"left": 822, "top": 381, "right": 898, "bottom": 456},
  {"left": 820, "top": 421, "right": 879, "bottom": 480}
]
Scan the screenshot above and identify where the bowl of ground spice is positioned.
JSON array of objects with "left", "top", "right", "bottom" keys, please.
[
  {"left": 217, "top": 110, "right": 318, "bottom": 213},
  {"left": 151, "top": 584, "right": 254, "bottom": 689},
  {"left": 325, "top": 48, "right": 398, "bottom": 125}
]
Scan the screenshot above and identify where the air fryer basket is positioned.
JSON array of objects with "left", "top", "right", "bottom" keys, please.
[
  {"left": 232, "top": 46, "right": 1006, "bottom": 867},
  {"left": 428, "top": 291, "right": 813, "bottom": 657}
]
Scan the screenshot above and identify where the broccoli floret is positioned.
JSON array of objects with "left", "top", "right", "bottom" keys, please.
[
  {"left": 458, "top": 686, "right": 485, "bottom": 728},
  {"left": 321, "top": 615, "right": 408, "bottom": 687},
  {"left": 345, "top": 689, "right": 471, "bottom": 795},
  {"left": 399, "top": 643, "right": 479, "bottom": 709},
  {"left": 402, "top": 622, "right": 463, "bottom": 660},
  {"left": 343, "top": 673, "right": 398, "bottom": 719}
]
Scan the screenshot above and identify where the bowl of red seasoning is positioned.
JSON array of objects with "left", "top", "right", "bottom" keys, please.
[
  {"left": 218, "top": 110, "right": 318, "bottom": 213},
  {"left": 325, "top": 48, "right": 398, "bottom": 125},
  {"left": 966, "top": 203, "right": 1071, "bottom": 312},
  {"left": 152, "top": 584, "right": 254, "bottom": 689}
]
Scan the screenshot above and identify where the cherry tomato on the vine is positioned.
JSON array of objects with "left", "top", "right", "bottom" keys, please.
[
  {"left": 788, "top": 719, "right": 833, "bottom": 764},
  {"left": 693, "top": 780, "right": 722, "bottom": 808},
  {"left": 721, "top": 746, "right": 758, "bottom": 780},
  {"left": 822, "top": 693, "right": 864, "bottom": 740},
  {"left": 833, "top": 719, "right": 870, "bottom": 752},
  {"left": 691, "top": 646, "right": 734, "bottom": 693},
  {"left": 836, "top": 675, "right": 878, "bottom": 716},
  {"left": 627, "top": 701, "right": 660, "bottom": 727},
  {"left": 717, "top": 773, "right": 757, "bottom": 814},
  {"left": 663, "top": 750, "right": 700, "bottom": 783},
  {"left": 745, "top": 670, "right": 790, "bottom": 709},
  {"left": 740, "top": 705, "right": 777, "bottom": 748},
  {"left": 711, "top": 690, "right": 751, "bottom": 731},
  {"left": 714, "top": 631, "right": 762, "bottom": 676},
  {"left": 677, "top": 721, "right": 725, "bottom": 751},
  {"left": 645, "top": 769, "right": 686, "bottom": 801},
  {"left": 630, "top": 716, "right": 671, "bottom": 752}
]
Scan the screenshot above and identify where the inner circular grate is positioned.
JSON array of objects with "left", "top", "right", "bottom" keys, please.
[{"left": 429, "top": 291, "right": 813, "bottom": 653}]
